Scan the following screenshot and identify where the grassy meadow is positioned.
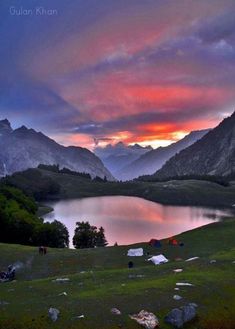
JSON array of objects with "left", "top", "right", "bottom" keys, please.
[{"left": 0, "top": 219, "right": 234, "bottom": 329}]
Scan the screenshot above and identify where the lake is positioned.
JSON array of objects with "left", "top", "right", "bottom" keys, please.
[{"left": 43, "top": 196, "right": 232, "bottom": 247}]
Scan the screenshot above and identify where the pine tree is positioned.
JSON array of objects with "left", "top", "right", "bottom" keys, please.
[{"left": 95, "top": 226, "right": 108, "bottom": 247}]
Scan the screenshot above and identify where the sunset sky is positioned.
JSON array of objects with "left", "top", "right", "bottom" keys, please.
[{"left": 1, "top": 0, "right": 235, "bottom": 149}]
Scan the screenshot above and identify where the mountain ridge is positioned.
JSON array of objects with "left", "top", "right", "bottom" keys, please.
[
  {"left": 94, "top": 142, "right": 152, "bottom": 176},
  {"left": 116, "top": 129, "right": 210, "bottom": 181},
  {"left": 0, "top": 119, "right": 114, "bottom": 180},
  {"left": 153, "top": 112, "right": 235, "bottom": 179}
]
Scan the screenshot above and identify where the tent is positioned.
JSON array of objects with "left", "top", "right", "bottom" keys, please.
[
  {"left": 148, "top": 254, "right": 168, "bottom": 265},
  {"left": 127, "top": 248, "right": 143, "bottom": 257},
  {"left": 149, "top": 239, "right": 162, "bottom": 247},
  {"left": 168, "top": 237, "right": 178, "bottom": 246}
]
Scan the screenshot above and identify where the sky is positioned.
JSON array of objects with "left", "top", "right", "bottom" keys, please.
[{"left": 1, "top": 0, "right": 235, "bottom": 149}]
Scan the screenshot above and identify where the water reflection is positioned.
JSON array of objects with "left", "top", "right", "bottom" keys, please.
[{"left": 43, "top": 196, "right": 232, "bottom": 247}]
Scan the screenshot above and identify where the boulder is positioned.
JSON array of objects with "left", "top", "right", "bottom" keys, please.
[
  {"left": 164, "top": 304, "right": 197, "bottom": 328},
  {"left": 48, "top": 307, "right": 60, "bottom": 322},
  {"left": 111, "top": 308, "right": 121, "bottom": 315},
  {"left": 173, "top": 295, "right": 182, "bottom": 301}
]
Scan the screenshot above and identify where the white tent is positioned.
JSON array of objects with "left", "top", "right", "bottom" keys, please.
[
  {"left": 148, "top": 254, "right": 168, "bottom": 265},
  {"left": 127, "top": 248, "right": 143, "bottom": 257}
]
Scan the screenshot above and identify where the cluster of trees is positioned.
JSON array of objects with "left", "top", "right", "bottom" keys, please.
[
  {"left": 0, "top": 185, "right": 108, "bottom": 249},
  {"left": 4, "top": 165, "right": 109, "bottom": 202},
  {"left": 73, "top": 221, "right": 107, "bottom": 248},
  {"left": 138, "top": 174, "right": 231, "bottom": 186},
  {"left": 38, "top": 164, "right": 92, "bottom": 180},
  {"left": 0, "top": 185, "right": 69, "bottom": 248},
  {"left": 3, "top": 169, "right": 61, "bottom": 200}
]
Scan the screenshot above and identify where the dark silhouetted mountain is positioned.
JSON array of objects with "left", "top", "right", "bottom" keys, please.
[
  {"left": 0, "top": 119, "right": 114, "bottom": 180},
  {"left": 154, "top": 112, "right": 235, "bottom": 179},
  {"left": 0, "top": 119, "right": 13, "bottom": 136},
  {"left": 116, "top": 129, "right": 210, "bottom": 181},
  {"left": 94, "top": 142, "right": 152, "bottom": 176}
]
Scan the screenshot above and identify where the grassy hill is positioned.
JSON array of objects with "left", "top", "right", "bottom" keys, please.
[
  {"left": 0, "top": 219, "right": 235, "bottom": 329},
  {"left": 3, "top": 167, "right": 235, "bottom": 208}
]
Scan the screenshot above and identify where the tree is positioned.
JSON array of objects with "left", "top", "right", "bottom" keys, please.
[
  {"left": 33, "top": 220, "right": 69, "bottom": 248},
  {"left": 50, "top": 220, "right": 69, "bottom": 248},
  {"left": 96, "top": 226, "right": 108, "bottom": 247},
  {"left": 73, "top": 222, "right": 107, "bottom": 248},
  {"left": 0, "top": 185, "right": 69, "bottom": 248}
]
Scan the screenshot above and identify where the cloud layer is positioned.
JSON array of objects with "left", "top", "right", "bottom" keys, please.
[{"left": 1, "top": 0, "right": 235, "bottom": 148}]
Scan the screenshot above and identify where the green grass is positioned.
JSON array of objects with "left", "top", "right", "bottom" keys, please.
[
  {"left": 0, "top": 219, "right": 235, "bottom": 329},
  {"left": 5, "top": 168, "right": 235, "bottom": 207},
  {"left": 49, "top": 172, "right": 235, "bottom": 207}
]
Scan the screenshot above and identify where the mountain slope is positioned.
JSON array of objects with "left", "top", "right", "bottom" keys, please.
[
  {"left": 117, "top": 129, "right": 210, "bottom": 181},
  {"left": 0, "top": 119, "right": 114, "bottom": 180},
  {"left": 94, "top": 142, "right": 152, "bottom": 176},
  {"left": 154, "top": 112, "right": 235, "bottom": 179}
]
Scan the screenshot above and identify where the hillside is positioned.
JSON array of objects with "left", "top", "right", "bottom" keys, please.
[
  {"left": 0, "top": 220, "right": 234, "bottom": 329},
  {"left": 116, "top": 130, "right": 210, "bottom": 181},
  {"left": 4, "top": 167, "right": 235, "bottom": 208},
  {"left": 0, "top": 119, "right": 114, "bottom": 180},
  {"left": 154, "top": 112, "right": 235, "bottom": 179}
]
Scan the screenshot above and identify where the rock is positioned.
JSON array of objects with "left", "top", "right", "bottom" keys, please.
[
  {"left": 164, "top": 304, "right": 197, "bottom": 328},
  {"left": 58, "top": 292, "right": 67, "bottom": 296},
  {"left": 74, "top": 314, "right": 85, "bottom": 319},
  {"left": 48, "top": 308, "right": 60, "bottom": 322},
  {"left": 182, "top": 304, "right": 197, "bottom": 322},
  {"left": 0, "top": 301, "right": 9, "bottom": 305},
  {"left": 210, "top": 260, "right": 216, "bottom": 264},
  {"left": 129, "top": 310, "right": 159, "bottom": 328},
  {"left": 176, "top": 282, "right": 194, "bottom": 287},
  {"left": 111, "top": 308, "right": 121, "bottom": 315},
  {"left": 188, "top": 303, "right": 198, "bottom": 308},
  {"left": 173, "top": 295, "right": 182, "bottom": 301},
  {"left": 173, "top": 269, "right": 183, "bottom": 273},
  {"left": 185, "top": 257, "right": 199, "bottom": 262},
  {"left": 165, "top": 308, "right": 183, "bottom": 328},
  {"left": 53, "top": 278, "right": 70, "bottom": 283}
]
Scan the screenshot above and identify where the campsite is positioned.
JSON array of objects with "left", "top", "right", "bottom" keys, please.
[{"left": 0, "top": 219, "right": 234, "bottom": 329}]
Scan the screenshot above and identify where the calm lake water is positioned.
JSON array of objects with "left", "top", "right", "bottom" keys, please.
[{"left": 43, "top": 196, "right": 232, "bottom": 247}]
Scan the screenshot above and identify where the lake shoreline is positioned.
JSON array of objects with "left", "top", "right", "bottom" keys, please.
[
  {"left": 5, "top": 168, "right": 235, "bottom": 209},
  {"left": 43, "top": 195, "right": 233, "bottom": 248}
]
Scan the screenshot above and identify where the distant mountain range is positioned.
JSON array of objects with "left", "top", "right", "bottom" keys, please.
[
  {"left": 94, "top": 142, "right": 152, "bottom": 177},
  {"left": 112, "top": 130, "right": 210, "bottom": 181},
  {"left": 153, "top": 112, "right": 235, "bottom": 179},
  {"left": 0, "top": 119, "right": 114, "bottom": 180}
]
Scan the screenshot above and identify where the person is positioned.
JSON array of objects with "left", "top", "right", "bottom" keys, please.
[
  {"left": 7, "top": 265, "right": 15, "bottom": 280},
  {"left": 39, "top": 246, "right": 44, "bottom": 255},
  {"left": 128, "top": 261, "right": 134, "bottom": 268}
]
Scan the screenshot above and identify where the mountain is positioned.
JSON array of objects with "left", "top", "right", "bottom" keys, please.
[
  {"left": 0, "top": 119, "right": 13, "bottom": 136},
  {"left": 0, "top": 119, "right": 114, "bottom": 180},
  {"left": 116, "top": 129, "right": 210, "bottom": 181},
  {"left": 153, "top": 112, "right": 235, "bottom": 179},
  {"left": 94, "top": 142, "right": 152, "bottom": 176}
]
